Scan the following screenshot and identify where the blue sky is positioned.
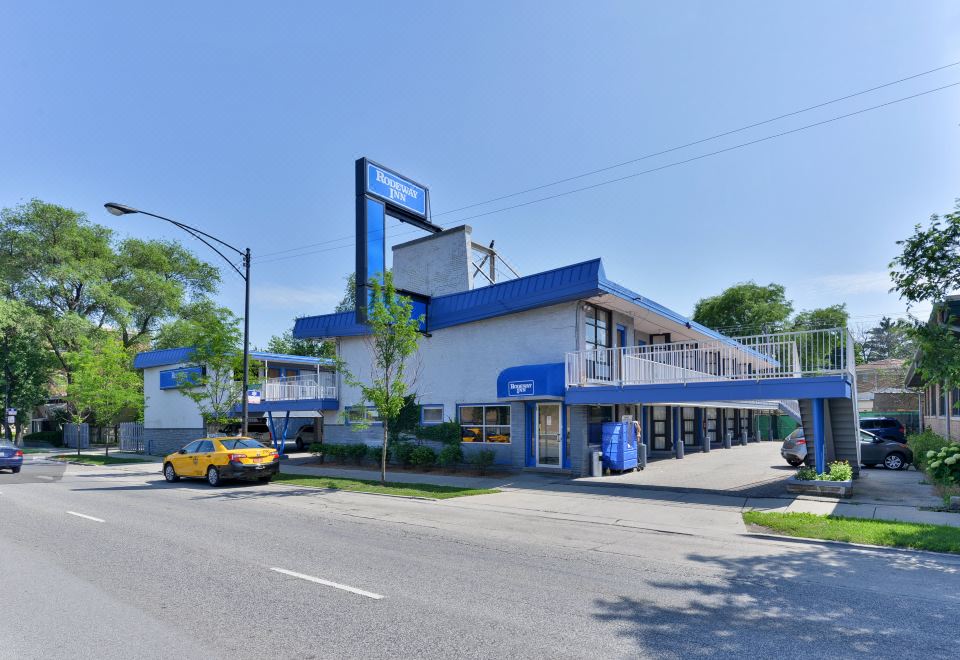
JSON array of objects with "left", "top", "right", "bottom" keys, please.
[{"left": 2, "top": 1, "right": 958, "bottom": 346}]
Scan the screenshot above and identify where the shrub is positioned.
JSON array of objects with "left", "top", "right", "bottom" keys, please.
[
  {"left": 468, "top": 449, "right": 496, "bottom": 476},
  {"left": 324, "top": 444, "right": 347, "bottom": 462},
  {"left": 795, "top": 466, "right": 816, "bottom": 481},
  {"left": 391, "top": 441, "right": 415, "bottom": 467},
  {"left": 416, "top": 421, "right": 461, "bottom": 445},
  {"left": 308, "top": 442, "right": 323, "bottom": 456},
  {"left": 367, "top": 444, "right": 385, "bottom": 463},
  {"left": 908, "top": 429, "right": 950, "bottom": 470},
  {"left": 24, "top": 430, "right": 62, "bottom": 446},
  {"left": 410, "top": 446, "right": 437, "bottom": 469},
  {"left": 823, "top": 460, "right": 852, "bottom": 481},
  {"left": 345, "top": 443, "right": 368, "bottom": 464},
  {"left": 438, "top": 444, "right": 463, "bottom": 470},
  {"left": 926, "top": 443, "right": 960, "bottom": 484}
]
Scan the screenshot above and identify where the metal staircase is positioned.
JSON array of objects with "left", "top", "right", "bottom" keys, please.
[{"left": 798, "top": 397, "right": 861, "bottom": 476}]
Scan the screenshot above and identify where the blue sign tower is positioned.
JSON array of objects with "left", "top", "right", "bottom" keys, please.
[{"left": 355, "top": 157, "right": 441, "bottom": 323}]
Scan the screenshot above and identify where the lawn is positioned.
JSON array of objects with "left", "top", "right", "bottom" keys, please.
[
  {"left": 743, "top": 511, "right": 960, "bottom": 554},
  {"left": 274, "top": 472, "right": 500, "bottom": 500},
  {"left": 51, "top": 454, "right": 152, "bottom": 465}
]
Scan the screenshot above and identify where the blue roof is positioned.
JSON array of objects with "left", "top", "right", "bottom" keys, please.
[
  {"left": 134, "top": 347, "right": 333, "bottom": 369},
  {"left": 133, "top": 347, "right": 195, "bottom": 369},
  {"left": 293, "top": 258, "right": 764, "bottom": 358}
]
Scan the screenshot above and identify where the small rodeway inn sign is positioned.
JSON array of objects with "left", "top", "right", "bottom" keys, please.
[{"left": 507, "top": 380, "right": 535, "bottom": 397}]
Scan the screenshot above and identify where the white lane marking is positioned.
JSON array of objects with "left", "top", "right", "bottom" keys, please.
[
  {"left": 66, "top": 511, "right": 105, "bottom": 523},
  {"left": 269, "top": 567, "right": 384, "bottom": 600}
]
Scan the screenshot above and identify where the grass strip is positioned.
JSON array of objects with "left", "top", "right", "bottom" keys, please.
[
  {"left": 275, "top": 472, "right": 500, "bottom": 500},
  {"left": 51, "top": 454, "right": 151, "bottom": 465},
  {"left": 743, "top": 511, "right": 960, "bottom": 554}
]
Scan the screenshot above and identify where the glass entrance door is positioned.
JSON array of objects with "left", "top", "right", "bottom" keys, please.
[
  {"left": 652, "top": 406, "right": 669, "bottom": 450},
  {"left": 536, "top": 403, "right": 561, "bottom": 467}
]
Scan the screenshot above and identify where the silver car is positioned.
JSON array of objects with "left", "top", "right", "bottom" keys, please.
[{"left": 780, "top": 428, "right": 807, "bottom": 467}]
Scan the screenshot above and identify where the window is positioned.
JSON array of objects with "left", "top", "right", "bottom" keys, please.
[
  {"left": 196, "top": 441, "right": 214, "bottom": 453},
  {"left": 584, "top": 305, "right": 612, "bottom": 351},
  {"left": 346, "top": 406, "right": 381, "bottom": 424},
  {"left": 181, "top": 440, "right": 203, "bottom": 453},
  {"left": 458, "top": 405, "right": 511, "bottom": 443},
  {"left": 220, "top": 439, "right": 264, "bottom": 449},
  {"left": 421, "top": 405, "right": 444, "bottom": 425}
]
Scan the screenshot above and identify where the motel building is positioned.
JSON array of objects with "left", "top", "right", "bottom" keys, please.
[{"left": 284, "top": 224, "right": 862, "bottom": 477}]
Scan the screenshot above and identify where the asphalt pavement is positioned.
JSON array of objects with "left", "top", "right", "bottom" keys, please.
[{"left": 1, "top": 458, "right": 959, "bottom": 659}]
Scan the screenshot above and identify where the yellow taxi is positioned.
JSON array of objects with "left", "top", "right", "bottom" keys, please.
[{"left": 163, "top": 437, "right": 279, "bottom": 486}]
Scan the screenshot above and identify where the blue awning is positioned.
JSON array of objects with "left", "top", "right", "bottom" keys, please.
[{"left": 497, "top": 363, "right": 566, "bottom": 399}]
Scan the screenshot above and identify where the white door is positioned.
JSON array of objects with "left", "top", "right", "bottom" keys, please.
[{"left": 536, "top": 403, "right": 561, "bottom": 467}]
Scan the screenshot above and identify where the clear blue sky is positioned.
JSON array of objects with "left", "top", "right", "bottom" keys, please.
[{"left": 2, "top": 1, "right": 958, "bottom": 346}]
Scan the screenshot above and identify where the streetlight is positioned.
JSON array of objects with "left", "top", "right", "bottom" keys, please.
[{"left": 105, "top": 202, "right": 253, "bottom": 436}]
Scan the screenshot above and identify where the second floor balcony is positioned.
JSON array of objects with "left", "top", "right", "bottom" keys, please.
[{"left": 261, "top": 374, "right": 337, "bottom": 402}]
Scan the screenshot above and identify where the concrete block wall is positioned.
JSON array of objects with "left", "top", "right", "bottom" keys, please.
[
  {"left": 392, "top": 225, "right": 473, "bottom": 297},
  {"left": 924, "top": 417, "right": 960, "bottom": 441},
  {"left": 146, "top": 427, "right": 205, "bottom": 456}
]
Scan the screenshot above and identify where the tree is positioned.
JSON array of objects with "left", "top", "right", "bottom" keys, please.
[
  {"left": 0, "top": 199, "right": 219, "bottom": 382},
  {"left": 339, "top": 271, "right": 422, "bottom": 484},
  {"left": 335, "top": 272, "right": 356, "bottom": 313},
  {"left": 790, "top": 304, "right": 849, "bottom": 331},
  {"left": 0, "top": 300, "right": 52, "bottom": 443},
  {"left": 692, "top": 282, "right": 793, "bottom": 335},
  {"left": 889, "top": 200, "right": 960, "bottom": 388},
  {"left": 66, "top": 335, "right": 142, "bottom": 455},
  {"left": 265, "top": 328, "right": 333, "bottom": 359},
  {"left": 860, "top": 317, "right": 914, "bottom": 362}
]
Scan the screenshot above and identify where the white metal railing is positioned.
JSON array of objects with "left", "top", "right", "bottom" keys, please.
[
  {"left": 565, "top": 328, "right": 855, "bottom": 387},
  {"left": 264, "top": 374, "right": 337, "bottom": 401}
]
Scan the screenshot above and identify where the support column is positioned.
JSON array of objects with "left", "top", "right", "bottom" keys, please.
[
  {"left": 812, "top": 398, "right": 826, "bottom": 474},
  {"left": 946, "top": 382, "right": 952, "bottom": 441},
  {"left": 673, "top": 408, "right": 684, "bottom": 459}
]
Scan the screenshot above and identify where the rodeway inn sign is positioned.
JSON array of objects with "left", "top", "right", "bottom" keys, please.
[
  {"left": 365, "top": 162, "right": 427, "bottom": 218},
  {"left": 507, "top": 380, "right": 535, "bottom": 397}
]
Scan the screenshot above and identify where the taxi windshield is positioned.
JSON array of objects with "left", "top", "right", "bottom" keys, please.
[{"left": 219, "top": 439, "right": 264, "bottom": 449}]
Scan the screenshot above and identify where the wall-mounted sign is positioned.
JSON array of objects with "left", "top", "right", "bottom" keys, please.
[
  {"left": 159, "top": 366, "right": 203, "bottom": 390},
  {"left": 507, "top": 380, "right": 535, "bottom": 397},
  {"left": 247, "top": 390, "right": 262, "bottom": 405},
  {"left": 365, "top": 162, "right": 427, "bottom": 218}
]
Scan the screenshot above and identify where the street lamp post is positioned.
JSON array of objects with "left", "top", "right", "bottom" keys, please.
[{"left": 104, "top": 202, "right": 252, "bottom": 436}]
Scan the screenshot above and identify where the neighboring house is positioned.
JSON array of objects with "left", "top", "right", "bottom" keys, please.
[
  {"left": 133, "top": 347, "right": 335, "bottom": 455},
  {"left": 856, "top": 359, "right": 918, "bottom": 414},
  {"left": 905, "top": 295, "right": 960, "bottom": 441},
  {"left": 293, "top": 225, "right": 860, "bottom": 476}
]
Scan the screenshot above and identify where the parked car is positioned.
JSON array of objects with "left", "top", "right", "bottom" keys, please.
[
  {"left": 293, "top": 424, "right": 319, "bottom": 451},
  {"left": 860, "top": 429, "right": 912, "bottom": 470},
  {"left": 859, "top": 417, "right": 907, "bottom": 444},
  {"left": 0, "top": 442, "right": 23, "bottom": 473},
  {"left": 218, "top": 421, "right": 273, "bottom": 447},
  {"left": 780, "top": 428, "right": 807, "bottom": 467},
  {"left": 163, "top": 437, "right": 279, "bottom": 486}
]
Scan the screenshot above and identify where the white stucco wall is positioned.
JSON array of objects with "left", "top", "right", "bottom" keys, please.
[
  {"left": 334, "top": 301, "right": 579, "bottom": 424},
  {"left": 392, "top": 225, "right": 473, "bottom": 297},
  {"left": 143, "top": 363, "right": 205, "bottom": 429}
]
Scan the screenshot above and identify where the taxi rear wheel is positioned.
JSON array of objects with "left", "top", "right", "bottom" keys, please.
[
  {"left": 163, "top": 463, "right": 180, "bottom": 482},
  {"left": 206, "top": 465, "right": 222, "bottom": 487}
]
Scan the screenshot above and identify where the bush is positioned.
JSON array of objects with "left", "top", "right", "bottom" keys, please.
[
  {"left": 926, "top": 443, "right": 960, "bottom": 484},
  {"left": 346, "top": 443, "right": 368, "bottom": 464},
  {"left": 24, "top": 430, "right": 62, "bottom": 446},
  {"left": 391, "top": 441, "right": 415, "bottom": 467},
  {"left": 416, "top": 421, "right": 461, "bottom": 445},
  {"left": 908, "top": 429, "right": 950, "bottom": 470},
  {"left": 823, "top": 460, "right": 853, "bottom": 481},
  {"left": 308, "top": 442, "right": 323, "bottom": 456},
  {"left": 468, "top": 449, "right": 496, "bottom": 476},
  {"left": 367, "top": 444, "right": 385, "bottom": 463},
  {"left": 438, "top": 444, "right": 463, "bottom": 469},
  {"left": 410, "top": 446, "right": 437, "bottom": 469},
  {"left": 795, "top": 466, "right": 816, "bottom": 481},
  {"left": 324, "top": 444, "right": 347, "bottom": 462}
]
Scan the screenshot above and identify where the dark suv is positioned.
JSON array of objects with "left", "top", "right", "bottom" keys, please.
[{"left": 859, "top": 417, "right": 906, "bottom": 444}]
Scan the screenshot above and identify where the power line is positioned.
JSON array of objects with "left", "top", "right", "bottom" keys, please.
[
  {"left": 251, "top": 61, "right": 959, "bottom": 262},
  {"left": 251, "top": 80, "right": 960, "bottom": 266},
  {"left": 430, "top": 61, "right": 960, "bottom": 219}
]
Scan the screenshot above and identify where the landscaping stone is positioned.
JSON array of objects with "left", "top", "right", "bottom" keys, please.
[{"left": 785, "top": 476, "right": 853, "bottom": 498}]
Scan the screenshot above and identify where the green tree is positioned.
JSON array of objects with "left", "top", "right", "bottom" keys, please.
[
  {"left": 889, "top": 200, "right": 960, "bottom": 388},
  {"left": 66, "top": 335, "right": 142, "bottom": 456},
  {"left": 339, "top": 271, "right": 422, "bottom": 484},
  {"left": 860, "top": 316, "right": 914, "bottom": 362},
  {"left": 0, "top": 199, "right": 219, "bottom": 381},
  {"left": 0, "top": 300, "right": 52, "bottom": 443},
  {"left": 790, "top": 304, "right": 849, "bottom": 331},
  {"left": 165, "top": 305, "right": 245, "bottom": 433},
  {"left": 264, "top": 328, "right": 333, "bottom": 358},
  {"left": 692, "top": 282, "right": 793, "bottom": 335},
  {"left": 335, "top": 272, "right": 356, "bottom": 313}
]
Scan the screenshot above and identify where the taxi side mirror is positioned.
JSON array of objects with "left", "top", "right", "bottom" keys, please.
[{"left": 178, "top": 449, "right": 187, "bottom": 454}]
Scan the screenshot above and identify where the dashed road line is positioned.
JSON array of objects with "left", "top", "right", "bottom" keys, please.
[
  {"left": 269, "top": 567, "right": 384, "bottom": 600},
  {"left": 66, "top": 511, "right": 105, "bottom": 523}
]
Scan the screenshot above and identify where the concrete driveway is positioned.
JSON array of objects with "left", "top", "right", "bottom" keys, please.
[{"left": 576, "top": 440, "right": 793, "bottom": 496}]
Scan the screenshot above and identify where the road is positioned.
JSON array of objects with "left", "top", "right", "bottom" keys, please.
[{"left": 1, "top": 459, "right": 959, "bottom": 659}]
